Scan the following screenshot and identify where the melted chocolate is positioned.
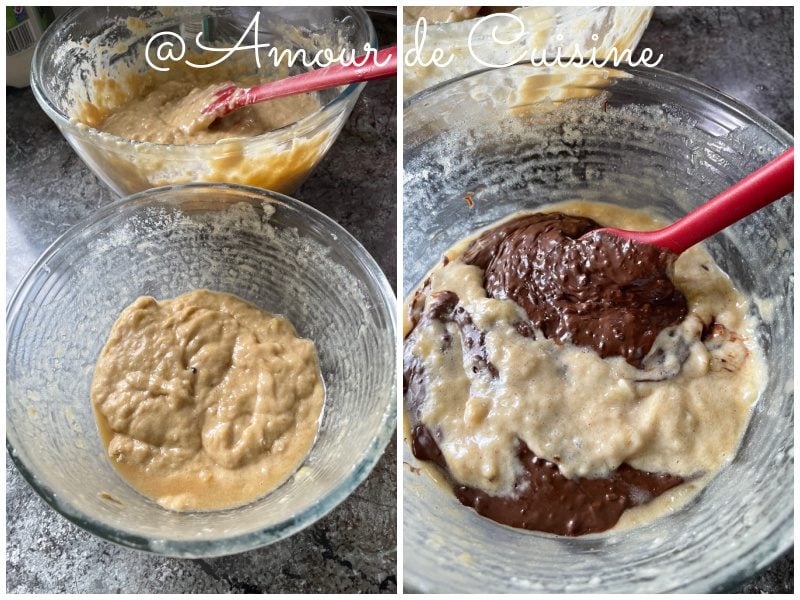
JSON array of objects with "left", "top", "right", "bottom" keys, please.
[
  {"left": 409, "top": 421, "right": 683, "bottom": 536},
  {"left": 454, "top": 442, "right": 683, "bottom": 536},
  {"left": 404, "top": 212, "right": 690, "bottom": 535},
  {"left": 462, "top": 212, "right": 687, "bottom": 368}
]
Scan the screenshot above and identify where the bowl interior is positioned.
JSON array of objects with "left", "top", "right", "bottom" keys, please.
[
  {"left": 403, "top": 65, "right": 793, "bottom": 592},
  {"left": 30, "top": 7, "right": 376, "bottom": 197},
  {"left": 7, "top": 185, "right": 396, "bottom": 556},
  {"left": 34, "top": 6, "right": 373, "bottom": 127}
]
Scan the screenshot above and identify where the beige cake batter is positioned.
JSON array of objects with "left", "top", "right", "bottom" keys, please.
[
  {"left": 401, "top": 7, "right": 653, "bottom": 98},
  {"left": 403, "top": 6, "right": 483, "bottom": 25},
  {"left": 91, "top": 289, "right": 325, "bottom": 511},
  {"left": 69, "top": 55, "right": 332, "bottom": 194},
  {"left": 404, "top": 201, "right": 764, "bottom": 532},
  {"left": 98, "top": 77, "right": 320, "bottom": 145}
]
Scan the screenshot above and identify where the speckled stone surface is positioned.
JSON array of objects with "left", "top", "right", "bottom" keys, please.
[
  {"left": 640, "top": 6, "right": 793, "bottom": 133},
  {"left": 6, "top": 11, "right": 397, "bottom": 595},
  {"left": 639, "top": 9, "right": 793, "bottom": 591}
]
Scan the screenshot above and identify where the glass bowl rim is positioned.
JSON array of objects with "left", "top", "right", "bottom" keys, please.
[
  {"left": 30, "top": 6, "right": 377, "bottom": 149},
  {"left": 6, "top": 182, "right": 397, "bottom": 558},
  {"left": 403, "top": 62, "right": 792, "bottom": 147},
  {"left": 402, "top": 63, "right": 793, "bottom": 592}
]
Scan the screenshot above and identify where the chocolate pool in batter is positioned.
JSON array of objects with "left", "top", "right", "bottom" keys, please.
[{"left": 404, "top": 201, "right": 764, "bottom": 536}]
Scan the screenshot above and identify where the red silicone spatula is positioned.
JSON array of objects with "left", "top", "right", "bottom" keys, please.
[
  {"left": 201, "top": 45, "right": 397, "bottom": 119},
  {"left": 592, "top": 147, "right": 794, "bottom": 254}
]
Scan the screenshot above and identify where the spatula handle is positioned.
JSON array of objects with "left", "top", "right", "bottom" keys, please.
[
  {"left": 219, "top": 46, "right": 397, "bottom": 114},
  {"left": 646, "top": 147, "right": 794, "bottom": 253}
]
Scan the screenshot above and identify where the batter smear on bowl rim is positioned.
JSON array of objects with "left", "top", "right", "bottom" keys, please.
[{"left": 403, "top": 201, "right": 764, "bottom": 536}]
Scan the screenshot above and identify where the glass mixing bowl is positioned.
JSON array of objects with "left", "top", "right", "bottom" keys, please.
[
  {"left": 30, "top": 7, "right": 376, "bottom": 196},
  {"left": 7, "top": 184, "right": 396, "bottom": 557},
  {"left": 403, "top": 64, "right": 792, "bottom": 592}
]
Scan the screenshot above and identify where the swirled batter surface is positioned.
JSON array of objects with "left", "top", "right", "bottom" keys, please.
[
  {"left": 98, "top": 77, "right": 320, "bottom": 145},
  {"left": 461, "top": 211, "right": 688, "bottom": 367},
  {"left": 404, "top": 201, "right": 763, "bottom": 535},
  {"left": 91, "top": 290, "right": 324, "bottom": 511}
]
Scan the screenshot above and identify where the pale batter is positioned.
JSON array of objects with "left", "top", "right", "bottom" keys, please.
[
  {"left": 70, "top": 56, "right": 332, "bottom": 194},
  {"left": 98, "top": 77, "right": 320, "bottom": 145},
  {"left": 403, "top": 7, "right": 483, "bottom": 25},
  {"left": 91, "top": 290, "right": 325, "bottom": 511},
  {"left": 401, "top": 7, "right": 653, "bottom": 98},
  {"left": 404, "top": 201, "right": 764, "bottom": 534}
]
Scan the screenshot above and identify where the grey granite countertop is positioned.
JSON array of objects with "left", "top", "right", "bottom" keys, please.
[
  {"left": 5, "top": 11, "right": 397, "bottom": 595},
  {"left": 640, "top": 6, "right": 793, "bottom": 133},
  {"left": 638, "top": 8, "right": 793, "bottom": 591}
]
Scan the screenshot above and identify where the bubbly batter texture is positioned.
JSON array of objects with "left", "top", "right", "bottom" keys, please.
[
  {"left": 91, "top": 290, "right": 324, "bottom": 511},
  {"left": 404, "top": 201, "right": 764, "bottom": 535},
  {"left": 401, "top": 7, "right": 653, "bottom": 97},
  {"left": 403, "top": 6, "right": 483, "bottom": 25},
  {"left": 70, "top": 56, "right": 332, "bottom": 194},
  {"left": 98, "top": 77, "right": 320, "bottom": 145},
  {"left": 461, "top": 212, "right": 688, "bottom": 368}
]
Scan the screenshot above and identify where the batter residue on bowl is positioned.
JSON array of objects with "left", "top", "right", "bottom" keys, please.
[
  {"left": 403, "top": 201, "right": 764, "bottom": 535},
  {"left": 99, "top": 78, "right": 320, "bottom": 144},
  {"left": 98, "top": 76, "right": 320, "bottom": 145},
  {"left": 91, "top": 289, "right": 324, "bottom": 511},
  {"left": 70, "top": 62, "right": 332, "bottom": 193}
]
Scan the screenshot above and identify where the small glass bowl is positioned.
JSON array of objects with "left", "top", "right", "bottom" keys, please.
[
  {"left": 403, "top": 64, "right": 792, "bottom": 592},
  {"left": 30, "top": 7, "right": 376, "bottom": 196},
  {"left": 7, "top": 184, "right": 396, "bottom": 557}
]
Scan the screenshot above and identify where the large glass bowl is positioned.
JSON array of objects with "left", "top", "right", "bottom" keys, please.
[
  {"left": 7, "top": 184, "right": 396, "bottom": 557},
  {"left": 403, "top": 64, "right": 792, "bottom": 592},
  {"left": 30, "top": 7, "right": 376, "bottom": 196}
]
